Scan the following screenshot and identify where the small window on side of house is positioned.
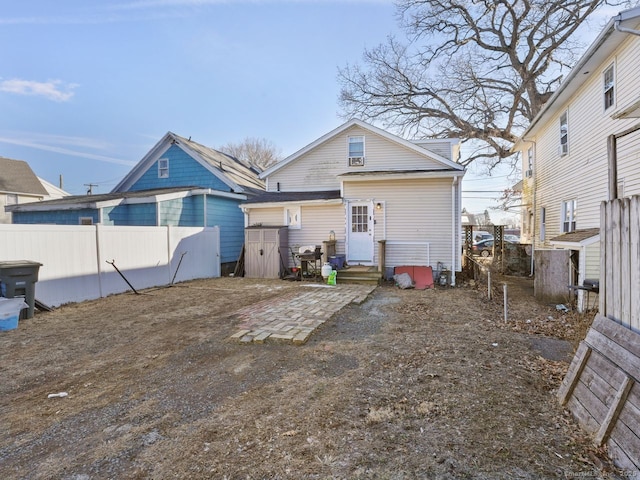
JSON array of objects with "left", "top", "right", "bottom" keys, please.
[
  {"left": 561, "top": 200, "right": 577, "bottom": 233},
  {"left": 79, "top": 217, "right": 93, "bottom": 225},
  {"left": 348, "top": 136, "right": 365, "bottom": 166},
  {"left": 158, "top": 158, "right": 169, "bottom": 178},
  {"left": 559, "top": 112, "right": 568, "bottom": 156},
  {"left": 540, "top": 207, "right": 546, "bottom": 242},
  {"left": 604, "top": 64, "right": 615, "bottom": 110},
  {"left": 284, "top": 206, "right": 301, "bottom": 229}
]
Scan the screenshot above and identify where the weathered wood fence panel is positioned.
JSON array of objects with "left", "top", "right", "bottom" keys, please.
[
  {"left": 563, "top": 196, "right": 640, "bottom": 476},
  {"left": 559, "top": 315, "right": 640, "bottom": 475},
  {"left": 600, "top": 196, "right": 640, "bottom": 332}
]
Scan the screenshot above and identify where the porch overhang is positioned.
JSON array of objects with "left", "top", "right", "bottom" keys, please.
[{"left": 549, "top": 228, "right": 600, "bottom": 249}]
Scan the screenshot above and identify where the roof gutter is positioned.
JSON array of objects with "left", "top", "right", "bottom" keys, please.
[{"left": 614, "top": 19, "right": 640, "bottom": 36}]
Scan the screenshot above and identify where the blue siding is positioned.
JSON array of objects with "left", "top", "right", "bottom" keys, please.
[
  {"left": 159, "top": 196, "right": 202, "bottom": 226},
  {"left": 206, "top": 196, "right": 244, "bottom": 263},
  {"left": 130, "top": 145, "right": 232, "bottom": 192},
  {"left": 103, "top": 203, "right": 157, "bottom": 226},
  {"left": 13, "top": 209, "right": 99, "bottom": 225}
]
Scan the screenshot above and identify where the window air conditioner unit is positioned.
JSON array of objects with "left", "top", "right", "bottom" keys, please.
[
  {"left": 559, "top": 144, "right": 568, "bottom": 156},
  {"left": 348, "top": 156, "right": 365, "bottom": 166},
  {"left": 524, "top": 169, "right": 533, "bottom": 178}
]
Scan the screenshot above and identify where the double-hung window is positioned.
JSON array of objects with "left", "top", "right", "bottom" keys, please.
[
  {"left": 562, "top": 200, "right": 577, "bottom": 233},
  {"left": 158, "top": 158, "right": 169, "bottom": 178},
  {"left": 604, "top": 64, "right": 615, "bottom": 110},
  {"left": 348, "top": 136, "right": 365, "bottom": 166},
  {"left": 559, "top": 112, "right": 568, "bottom": 156}
]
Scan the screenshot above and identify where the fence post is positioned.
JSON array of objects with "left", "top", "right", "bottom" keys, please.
[
  {"left": 503, "top": 283, "right": 508, "bottom": 323},
  {"left": 487, "top": 270, "right": 491, "bottom": 300}
]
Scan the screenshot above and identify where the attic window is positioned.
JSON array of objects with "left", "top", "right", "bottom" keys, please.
[
  {"left": 348, "top": 136, "right": 365, "bottom": 166},
  {"left": 158, "top": 158, "right": 169, "bottom": 178}
]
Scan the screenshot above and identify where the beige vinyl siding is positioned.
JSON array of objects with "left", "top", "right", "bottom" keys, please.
[
  {"left": 585, "top": 242, "right": 600, "bottom": 280},
  {"left": 528, "top": 34, "right": 640, "bottom": 247},
  {"left": 246, "top": 206, "right": 284, "bottom": 226},
  {"left": 246, "top": 203, "right": 345, "bottom": 268},
  {"left": 269, "top": 126, "right": 449, "bottom": 192},
  {"left": 616, "top": 130, "right": 640, "bottom": 197},
  {"left": 344, "top": 178, "right": 454, "bottom": 269}
]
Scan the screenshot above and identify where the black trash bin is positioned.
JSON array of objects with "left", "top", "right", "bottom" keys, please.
[{"left": 0, "top": 260, "right": 43, "bottom": 319}]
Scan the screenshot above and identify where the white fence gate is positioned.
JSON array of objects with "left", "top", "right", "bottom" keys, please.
[{"left": 0, "top": 224, "right": 220, "bottom": 307}]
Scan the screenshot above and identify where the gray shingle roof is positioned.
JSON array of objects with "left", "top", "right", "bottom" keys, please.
[
  {"left": 550, "top": 228, "right": 599, "bottom": 243},
  {"left": 173, "top": 134, "right": 265, "bottom": 191},
  {"left": 0, "top": 157, "right": 48, "bottom": 196},
  {"left": 242, "top": 190, "right": 341, "bottom": 204}
]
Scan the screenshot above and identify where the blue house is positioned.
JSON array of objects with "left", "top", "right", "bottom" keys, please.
[{"left": 6, "top": 132, "right": 265, "bottom": 271}]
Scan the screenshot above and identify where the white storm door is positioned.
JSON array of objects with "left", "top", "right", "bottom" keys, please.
[{"left": 347, "top": 201, "right": 374, "bottom": 264}]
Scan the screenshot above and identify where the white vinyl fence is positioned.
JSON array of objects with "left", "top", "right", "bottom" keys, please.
[{"left": 0, "top": 224, "right": 220, "bottom": 307}]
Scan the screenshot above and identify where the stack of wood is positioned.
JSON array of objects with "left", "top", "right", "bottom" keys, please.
[{"left": 558, "top": 314, "right": 639, "bottom": 475}]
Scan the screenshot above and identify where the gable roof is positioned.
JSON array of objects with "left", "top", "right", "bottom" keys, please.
[
  {"left": 0, "top": 157, "right": 48, "bottom": 196},
  {"left": 259, "top": 119, "right": 464, "bottom": 179},
  {"left": 518, "top": 6, "right": 640, "bottom": 141},
  {"left": 112, "top": 132, "right": 265, "bottom": 194}
]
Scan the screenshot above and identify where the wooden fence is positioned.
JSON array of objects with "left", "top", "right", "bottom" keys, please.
[
  {"left": 0, "top": 224, "right": 220, "bottom": 307},
  {"left": 558, "top": 196, "right": 640, "bottom": 477},
  {"left": 600, "top": 196, "right": 640, "bottom": 332}
]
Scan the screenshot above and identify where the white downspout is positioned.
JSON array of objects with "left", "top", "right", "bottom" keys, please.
[
  {"left": 524, "top": 139, "right": 537, "bottom": 276},
  {"left": 451, "top": 176, "right": 459, "bottom": 285},
  {"left": 615, "top": 20, "right": 640, "bottom": 36}
]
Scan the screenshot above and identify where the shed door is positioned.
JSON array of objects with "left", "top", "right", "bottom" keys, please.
[{"left": 347, "top": 201, "right": 374, "bottom": 264}]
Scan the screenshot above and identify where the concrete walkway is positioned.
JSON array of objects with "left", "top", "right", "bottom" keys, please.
[{"left": 229, "top": 284, "right": 376, "bottom": 345}]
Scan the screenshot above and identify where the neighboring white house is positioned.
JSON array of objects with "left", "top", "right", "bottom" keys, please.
[
  {"left": 0, "top": 157, "right": 66, "bottom": 224},
  {"left": 240, "top": 119, "right": 465, "bottom": 283},
  {"left": 514, "top": 7, "right": 640, "bottom": 310}
]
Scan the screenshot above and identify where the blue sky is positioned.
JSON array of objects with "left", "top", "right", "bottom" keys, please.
[{"left": 0, "top": 1, "right": 616, "bottom": 221}]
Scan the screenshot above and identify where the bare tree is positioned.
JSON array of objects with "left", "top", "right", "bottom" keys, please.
[
  {"left": 218, "top": 137, "right": 282, "bottom": 173},
  {"left": 339, "top": 0, "right": 630, "bottom": 169}
]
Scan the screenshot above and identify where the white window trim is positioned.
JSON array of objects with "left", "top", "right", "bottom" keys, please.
[
  {"left": 559, "top": 111, "right": 568, "bottom": 156},
  {"left": 561, "top": 200, "right": 577, "bottom": 233},
  {"left": 284, "top": 205, "right": 301, "bottom": 229},
  {"left": 158, "top": 158, "right": 169, "bottom": 178},
  {"left": 348, "top": 135, "right": 365, "bottom": 166},
  {"left": 603, "top": 63, "right": 615, "bottom": 111}
]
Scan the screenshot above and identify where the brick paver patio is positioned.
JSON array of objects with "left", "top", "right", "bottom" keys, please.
[{"left": 229, "top": 284, "right": 376, "bottom": 344}]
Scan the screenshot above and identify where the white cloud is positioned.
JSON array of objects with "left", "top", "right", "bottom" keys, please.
[
  {"left": 0, "top": 79, "right": 78, "bottom": 102},
  {"left": 0, "top": 135, "right": 136, "bottom": 167}
]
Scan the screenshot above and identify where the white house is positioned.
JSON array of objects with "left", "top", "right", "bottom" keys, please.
[
  {"left": 240, "top": 119, "right": 465, "bottom": 284},
  {"left": 514, "top": 7, "right": 640, "bottom": 310},
  {"left": 0, "top": 157, "right": 58, "bottom": 224}
]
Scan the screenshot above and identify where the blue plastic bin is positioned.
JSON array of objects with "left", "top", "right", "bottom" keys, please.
[{"left": 329, "top": 255, "right": 346, "bottom": 270}]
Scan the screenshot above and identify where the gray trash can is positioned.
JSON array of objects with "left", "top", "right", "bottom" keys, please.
[{"left": 0, "top": 260, "right": 42, "bottom": 319}]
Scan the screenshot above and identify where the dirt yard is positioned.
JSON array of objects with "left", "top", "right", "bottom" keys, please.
[{"left": 0, "top": 275, "right": 625, "bottom": 479}]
